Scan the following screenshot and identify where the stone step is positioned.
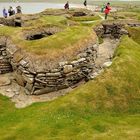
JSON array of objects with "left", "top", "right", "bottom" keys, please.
[
  {"left": 0, "top": 70, "right": 12, "bottom": 74},
  {"left": 0, "top": 67, "right": 12, "bottom": 70},
  {"left": 0, "top": 62, "right": 10, "bottom": 65}
]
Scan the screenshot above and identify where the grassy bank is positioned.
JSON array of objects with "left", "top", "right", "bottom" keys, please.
[
  {"left": 0, "top": 32, "right": 140, "bottom": 139},
  {"left": 0, "top": 14, "right": 98, "bottom": 57}
]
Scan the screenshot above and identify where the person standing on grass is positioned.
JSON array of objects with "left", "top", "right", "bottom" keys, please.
[
  {"left": 64, "top": 1, "right": 69, "bottom": 10},
  {"left": 8, "top": 6, "right": 15, "bottom": 16},
  {"left": 104, "top": 2, "right": 111, "bottom": 20},
  {"left": 3, "top": 8, "right": 8, "bottom": 18},
  {"left": 83, "top": 0, "right": 87, "bottom": 8},
  {"left": 16, "top": 6, "right": 22, "bottom": 14}
]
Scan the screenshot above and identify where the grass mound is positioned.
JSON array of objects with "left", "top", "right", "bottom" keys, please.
[
  {"left": 0, "top": 13, "right": 98, "bottom": 57},
  {"left": 127, "top": 27, "right": 140, "bottom": 44},
  {"left": 0, "top": 35, "right": 140, "bottom": 139},
  {"left": 70, "top": 15, "right": 101, "bottom": 22}
]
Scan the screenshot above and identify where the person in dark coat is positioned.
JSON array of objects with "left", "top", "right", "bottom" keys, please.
[
  {"left": 8, "top": 6, "right": 13, "bottom": 16},
  {"left": 16, "top": 6, "right": 22, "bottom": 14},
  {"left": 8, "top": 6, "right": 15, "bottom": 16},
  {"left": 64, "top": 1, "right": 69, "bottom": 9},
  {"left": 83, "top": 0, "right": 87, "bottom": 7}
]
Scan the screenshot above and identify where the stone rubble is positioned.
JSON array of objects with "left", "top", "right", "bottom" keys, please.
[{"left": 94, "top": 22, "right": 129, "bottom": 39}]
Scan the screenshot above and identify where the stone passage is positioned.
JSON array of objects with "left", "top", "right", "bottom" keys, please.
[{"left": 0, "top": 44, "right": 12, "bottom": 74}]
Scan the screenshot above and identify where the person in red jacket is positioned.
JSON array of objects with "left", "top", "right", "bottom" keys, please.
[{"left": 104, "top": 2, "right": 111, "bottom": 20}]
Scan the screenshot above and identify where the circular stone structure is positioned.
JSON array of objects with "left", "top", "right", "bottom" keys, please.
[{"left": 0, "top": 9, "right": 99, "bottom": 95}]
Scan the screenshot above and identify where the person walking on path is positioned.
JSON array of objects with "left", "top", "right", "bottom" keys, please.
[
  {"left": 3, "top": 8, "right": 7, "bottom": 18},
  {"left": 104, "top": 2, "right": 111, "bottom": 20},
  {"left": 64, "top": 1, "right": 69, "bottom": 10},
  {"left": 83, "top": 0, "right": 87, "bottom": 8}
]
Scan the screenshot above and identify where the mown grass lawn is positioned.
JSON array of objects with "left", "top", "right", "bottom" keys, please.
[{"left": 0, "top": 26, "right": 140, "bottom": 140}]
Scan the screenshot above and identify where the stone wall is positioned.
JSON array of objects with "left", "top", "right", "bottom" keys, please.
[
  {"left": 0, "top": 37, "right": 98, "bottom": 95},
  {"left": 0, "top": 15, "right": 23, "bottom": 27},
  {"left": 0, "top": 38, "right": 12, "bottom": 74},
  {"left": 0, "top": 17, "right": 15, "bottom": 27},
  {"left": 94, "top": 22, "right": 129, "bottom": 39},
  {"left": 14, "top": 44, "right": 98, "bottom": 95}
]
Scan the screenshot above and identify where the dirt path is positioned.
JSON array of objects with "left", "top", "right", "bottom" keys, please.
[
  {"left": 95, "top": 38, "right": 119, "bottom": 68},
  {"left": 0, "top": 74, "right": 73, "bottom": 108},
  {"left": 0, "top": 38, "right": 119, "bottom": 108},
  {"left": 89, "top": 38, "right": 119, "bottom": 79}
]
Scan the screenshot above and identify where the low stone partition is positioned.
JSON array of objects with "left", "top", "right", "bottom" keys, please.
[
  {"left": 0, "top": 41, "right": 12, "bottom": 74},
  {"left": 0, "top": 17, "right": 18, "bottom": 27}
]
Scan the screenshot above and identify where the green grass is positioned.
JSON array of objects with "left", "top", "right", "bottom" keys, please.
[
  {"left": 12, "top": 26, "right": 95, "bottom": 57},
  {"left": 70, "top": 15, "right": 101, "bottom": 22},
  {"left": 0, "top": 15, "right": 97, "bottom": 56},
  {"left": 127, "top": 27, "right": 140, "bottom": 44},
  {"left": 115, "top": 6, "right": 140, "bottom": 20},
  {"left": 0, "top": 35, "right": 140, "bottom": 139},
  {"left": 25, "top": 15, "right": 68, "bottom": 28},
  {"left": 110, "top": 11, "right": 140, "bottom": 20}
]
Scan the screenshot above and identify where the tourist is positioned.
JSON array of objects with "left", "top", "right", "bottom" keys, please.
[
  {"left": 83, "top": 0, "right": 87, "bottom": 7},
  {"left": 101, "top": 4, "right": 105, "bottom": 13},
  {"left": 64, "top": 1, "right": 69, "bottom": 10},
  {"left": 3, "top": 8, "right": 8, "bottom": 18},
  {"left": 12, "top": 7, "right": 16, "bottom": 15},
  {"left": 104, "top": 2, "right": 111, "bottom": 20},
  {"left": 8, "top": 6, "right": 15, "bottom": 16},
  {"left": 16, "top": 6, "right": 22, "bottom": 14}
]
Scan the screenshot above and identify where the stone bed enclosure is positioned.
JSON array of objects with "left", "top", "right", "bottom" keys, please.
[{"left": 0, "top": 12, "right": 139, "bottom": 95}]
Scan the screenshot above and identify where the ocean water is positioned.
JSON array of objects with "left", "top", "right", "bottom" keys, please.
[{"left": 0, "top": 2, "right": 83, "bottom": 17}]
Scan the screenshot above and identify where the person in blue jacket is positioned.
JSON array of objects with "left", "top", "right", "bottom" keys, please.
[{"left": 3, "top": 8, "right": 8, "bottom": 18}]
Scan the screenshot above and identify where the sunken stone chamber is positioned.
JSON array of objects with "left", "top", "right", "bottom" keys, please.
[
  {"left": 24, "top": 27, "right": 61, "bottom": 41},
  {"left": 3, "top": 40, "right": 98, "bottom": 95},
  {"left": 14, "top": 44, "right": 98, "bottom": 95}
]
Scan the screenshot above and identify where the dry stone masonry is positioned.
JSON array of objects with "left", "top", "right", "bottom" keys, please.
[
  {"left": 8, "top": 42, "right": 98, "bottom": 95},
  {"left": 95, "top": 22, "right": 128, "bottom": 39},
  {"left": 0, "top": 34, "right": 98, "bottom": 95},
  {"left": 0, "top": 44, "right": 12, "bottom": 74}
]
